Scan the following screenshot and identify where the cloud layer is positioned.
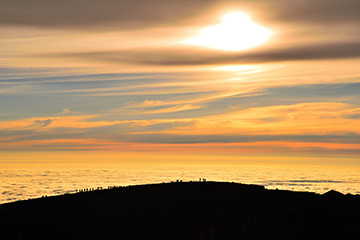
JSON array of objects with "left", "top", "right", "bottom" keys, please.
[
  {"left": 1, "top": 0, "right": 360, "bottom": 162},
  {"left": 1, "top": 0, "right": 360, "bottom": 28},
  {"left": 51, "top": 41, "right": 360, "bottom": 67}
]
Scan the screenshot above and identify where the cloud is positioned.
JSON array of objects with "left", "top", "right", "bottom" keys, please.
[
  {"left": 151, "top": 102, "right": 360, "bottom": 136},
  {"left": 341, "top": 109, "right": 360, "bottom": 119},
  {"left": 58, "top": 108, "right": 82, "bottom": 115},
  {"left": 4, "top": 0, "right": 360, "bottom": 71},
  {"left": 1, "top": 0, "right": 360, "bottom": 29},
  {"left": 2, "top": 130, "right": 360, "bottom": 155},
  {"left": 124, "top": 101, "right": 202, "bottom": 114},
  {"left": 145, "top": 104, "right": 201, "bottom": 114},
  {"left": 0, "top": 103, "right": 359, "bottom": 155},
  {"left": 1, "top": 1, "right": 360, "bottom": 159},
  {"left": 0, "top": 115, "right": 121, "bottom": 131},
  {"left": 127, "top": 100, "right": 164, "bottom": 108},
  {"left": 0, "top": 0, "right": 217, "bottom": 29},
  {"left": 34, "top": 119, "right": 52, "bottom": 127},
  {"left": 52, "top": 41, "right": 360, "bottom": 66}
]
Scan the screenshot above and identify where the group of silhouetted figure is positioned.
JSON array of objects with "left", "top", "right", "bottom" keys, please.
[
  {"left": 170, "top": 178, "right": 207, "bottom": 183},
  {"left": 171, "top": 180, "right": 183, "bottom": 183},
  {"left": 38, "top": 179, "right": 212, "bottom": 201},
  {"left": 75, "top": 185, "right": 127, "bottom": 193},
  {"left": 76, "top": 187, "right": 103, "bottom": 193},
  {"left": 74, "top": 179, "right": 209, "bottom": 194}
]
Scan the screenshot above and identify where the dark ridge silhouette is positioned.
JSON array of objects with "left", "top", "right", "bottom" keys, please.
[
  {"left": 1, "top": 181, "right": 360, "bottom": 240},
  {"left": 322, "top": 189, "right": 344, "bottom": 198}
]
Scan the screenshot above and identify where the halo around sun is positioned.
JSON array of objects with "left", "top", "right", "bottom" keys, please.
[{"left": 185, "top": 12, "right": 273, "bottom": 51}]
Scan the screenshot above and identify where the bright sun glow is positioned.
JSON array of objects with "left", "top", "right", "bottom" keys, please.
[{"left": 186, "top": 12, "right": 273, "bottom": 51}]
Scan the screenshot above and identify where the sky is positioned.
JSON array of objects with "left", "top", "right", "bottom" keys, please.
[{"left": 1, "top": 0, "right": 360, "bottom": 164}]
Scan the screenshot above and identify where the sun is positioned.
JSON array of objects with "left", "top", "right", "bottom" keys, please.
[{"left": 185, "top": 12, "right": 273, "bottom": 51}]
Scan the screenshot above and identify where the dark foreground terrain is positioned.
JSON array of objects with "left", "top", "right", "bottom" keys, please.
[{"left": 1, "top": 182, "right": 360, "bottom": 240}]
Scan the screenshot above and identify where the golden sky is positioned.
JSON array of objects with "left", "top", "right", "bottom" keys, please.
[{"left": 1, "top": 0, "right": 360, "bottom": 164}]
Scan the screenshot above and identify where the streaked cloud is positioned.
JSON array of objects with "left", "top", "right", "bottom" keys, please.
[
  {"left": 1, "top": 0, "right": 359, "bottom": 29},
  {"left": 127, "top": 100, "right": 164, "bottom": 108},
  {"left": 0, "top": 100, "right": 359, "bottom": 155},
  {"left": 48, "top": 41, "right": 360, "bottom": 67},
  {"left": 1, "top": 0, "right": 360, "bottom": 163},
  {"left": 34, "top": 119, "right": 52, "bottom": 127},
  {"left": 0, "top": 0, "right": 217, "bottom": 29},
  {"left": 145, "top": 104, "right": 201, "bottom": 114}
]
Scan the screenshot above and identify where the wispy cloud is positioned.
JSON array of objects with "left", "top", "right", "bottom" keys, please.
[
  {"left": 1, "top": 0, "right": 360, "bottom": 29},
  {"left": 0, "top": 100, "right": 359, "bottom": 155},
  {"left": 127, "top": 100, "right": 164, "bottom": 108},
  {"left": 1, "top": 0, "right": 360, "bottom": 162},
  {"left": 49, "top": 41, "right": 360, "bottom": 67},
  {"left": 34, "top": 119, "right": 52, "bottom": 127},
  {"left": 145, "top": 104, "right": 201, "bottom": 114},
  {"left": 0, "top": 0, "right": 217, "bottom": 29}
]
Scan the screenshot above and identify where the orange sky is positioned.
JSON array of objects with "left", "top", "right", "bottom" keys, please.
[{"left": 1, "top": 0, "right": 360, "bottom": 165}]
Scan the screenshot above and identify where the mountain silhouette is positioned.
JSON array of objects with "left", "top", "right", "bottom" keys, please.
[{"left": 1, "top": 181, "right": 360, "bottom": 240}]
